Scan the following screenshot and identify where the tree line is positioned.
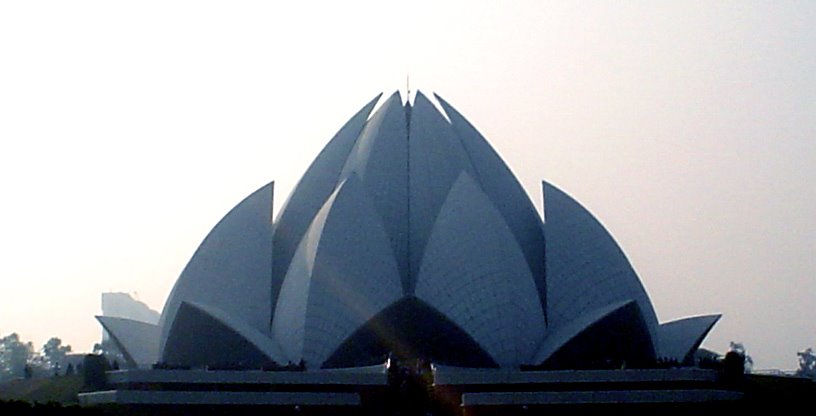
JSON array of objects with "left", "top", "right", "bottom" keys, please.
[
  {"left": 3, "top": 331, "right": 816, "bottom": 382},
  {"left": 0, "top": 333, "right": 73, "bottom": 381}
]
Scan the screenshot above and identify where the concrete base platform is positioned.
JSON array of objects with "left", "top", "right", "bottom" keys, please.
[
  {"left": 79, "top": 389, "right": 360, "bottom": 406},
  {"left": 462, "top": 389, "right": 743, "bottom": 406}
]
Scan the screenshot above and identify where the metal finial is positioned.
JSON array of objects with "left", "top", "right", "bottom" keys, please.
[{"left": 406, "top": 74, "right": 411, "bottom": 103}]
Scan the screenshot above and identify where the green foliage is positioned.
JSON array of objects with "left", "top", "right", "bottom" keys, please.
[
  {"left": 0, "top": 333, "right": 34, "bottom": 381},
  {"left": 0, "top": 374, "right": 83, "bottom": 404},
  {"left": 42, "top": 338, "right": 72, "bottom": 374},
  {"left": 93, "top": 340, "right": 126, "bottom": 366}
]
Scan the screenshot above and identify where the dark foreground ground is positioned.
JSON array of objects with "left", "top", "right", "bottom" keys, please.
[
  {"left": 0, "top": 375, "right": 83, "bottom": 405},
  {"left": 1, "top": 372, "right": 814, "bottom": 415}
]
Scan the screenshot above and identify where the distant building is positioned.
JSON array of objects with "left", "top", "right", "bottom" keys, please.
[
  {"left": 96, "top": 292, "right": 160, "bottom": 369},
  {"left": 56, "top": 353, "right": 85, "bottom": 374},
  {"left": 100, "top": 292, "right": 160, "bottom": 325}
]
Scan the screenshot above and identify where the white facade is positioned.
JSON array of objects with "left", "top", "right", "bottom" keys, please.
[{"left": 101, "top": 91, "right": 720, "bottom": 370}]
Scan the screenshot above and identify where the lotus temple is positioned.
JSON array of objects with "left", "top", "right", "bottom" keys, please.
[{"left": 81, "top": 91, "right": 741, "bottom": 414}]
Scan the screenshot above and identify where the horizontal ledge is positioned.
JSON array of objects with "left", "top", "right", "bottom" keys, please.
[
  {"left": 433, "top": 367, "right": 719, "bottom": 385},
  {"left": 462, "top": 389, "right": 744, "bottom": 406},
  {"left": 78, "top": 390, "right": 361, "bottom": 406},
  {"left": 106, "top": 368, "right": 388, "bottom": 386}
]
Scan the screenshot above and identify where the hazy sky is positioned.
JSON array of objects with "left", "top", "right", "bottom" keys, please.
[{"left": 1, "top": 1, "right": 814, "bottom": 370}]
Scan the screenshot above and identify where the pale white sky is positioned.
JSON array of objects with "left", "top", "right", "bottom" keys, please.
[{"left": 1, "top": 1, "right": 814, "bottom": 370}]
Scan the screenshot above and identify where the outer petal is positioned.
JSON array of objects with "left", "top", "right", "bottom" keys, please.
[
  {"left": 407, "top": 92, "right": 477, "bottom": 293},
  {"left": 162, "top": 301, "right": 287, "bottom": 368},
  {"left": 434, "top": 93, "right": 547, "bottom": 314},
  {"left": 658, "top": 315, "right": 721, "bottom": 364},
  {"left": 272, "top": 174, "right": 404, "bottom": 368},
  {"left": 159, "top": 182, "right": 274, "bottom": 355},
  {"left": 271, "top": 94, "right": 381, "bottom": 307},
  {"left": 338, "top": 92, "right": 410, "bottom": 292},
  {"left": 96, "top": 316, "right": 159, "bottom": 368},
  {"left": 415, "top": 172, "right": 546, "bottom": 366},
  {"left": 533, "top": 300, "right": 656, "bottom": 369},
  {"left": 543, "top": 181, "right": 659, "bottom": 345}
]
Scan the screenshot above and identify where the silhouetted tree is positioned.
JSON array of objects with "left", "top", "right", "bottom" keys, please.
[
  {"left": 728, "top": 341, "right": 753, "bottom": 373},
  {"left": 0, "top": 333, "right": 34, "bottom": 381},
  {"left": 723, "top": 350, "right": 745, "bottom": 382},
  {"left": 41, "top": 337, "right": 71, "bottom": 374},
  {"left": 796, "top": 348, "right": 816, "bottom": 379},
  {"left": 93, "top": 339, "right": 127, "bottom": 365}
]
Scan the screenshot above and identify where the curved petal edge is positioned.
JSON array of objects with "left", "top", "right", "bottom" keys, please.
[
  {"left": 543, "top": 180, "right": 659, "bottom": 343},
  {"left": 533, "top": 300, "right": 656, "bottom": 369},
  {"left": 434, "top": 93, "right": 547, "bottom": 312},
  {"left": 658, "top": 314, "right": 721, "bottom": 364},
  {"left": 271, "top": 94, "right": 382, "bottom": 306},
  {"left": 162, "top": 301, "right": 286, "bottom": 368},
  {"left": 415, "top": 172, "right": 546, "bottom": 366},
  {"left": 272, "top": 174, "right": 404, "bottom": 368},
  {"left": 159, "top": 182, "right": 275, "bottom": 355},
  {"left": 96, "top": 316, "right": 159, "bottom": 368}
]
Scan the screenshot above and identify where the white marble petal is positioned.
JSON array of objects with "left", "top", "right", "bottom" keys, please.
[
  {"left": 658, "top": 315, "right": 721, "bottom": 363},
  {"left": 96, "top": 316, "right": 160, "bottom": 368},
  {"left": 273, "top": 174, "right": 403, "bottom": 368},
  {"left": 543, "top": 181, "right": 660, "bottom": 345},
  {"left": 415, "top": 172, "right": 546, "bottom": 366},
  {"left": 159, "top": 182, "right": 274, "bottom": 356}
]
